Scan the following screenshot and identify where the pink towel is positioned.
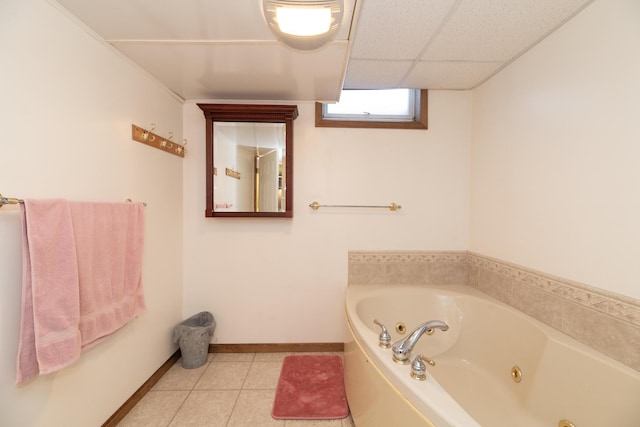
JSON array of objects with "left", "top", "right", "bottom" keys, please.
[
  {"left": 16, "top": 199, "right": 145, "bottom": 384},
  {"left": 16, "top": 200, "right": 81, "bottom": 383}
]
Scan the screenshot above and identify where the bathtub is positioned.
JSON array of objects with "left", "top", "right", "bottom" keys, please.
[{"left": 344, "top": 284, "right": 640, "bottom": 427}]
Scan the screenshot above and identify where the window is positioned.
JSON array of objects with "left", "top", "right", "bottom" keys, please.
[{"left": 315, "top": 89, "right": 427, "bottom": 129}]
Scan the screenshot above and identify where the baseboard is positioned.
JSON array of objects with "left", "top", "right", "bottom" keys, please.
[
  {"left": 210, "top": 342, "right": 344, "bottom": 353},
  {"left": 102, "top": 342, "right": 344, "bottom": 425},
  {"left": 102, "top": 349, "right": 181, "bottom": 427}
]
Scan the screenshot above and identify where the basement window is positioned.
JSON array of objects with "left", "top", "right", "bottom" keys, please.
[{"left": 315, "top": 89, "right": 427, "bottom": 129}]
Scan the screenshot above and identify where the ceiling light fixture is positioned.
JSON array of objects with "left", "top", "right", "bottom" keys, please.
[{"left": 262, "top": 0, "right": 344, "bottom": 51}]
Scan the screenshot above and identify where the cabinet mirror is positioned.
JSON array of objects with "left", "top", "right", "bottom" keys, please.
[{"left": 199, "top": 104, "right": 298, "bottom": 217}]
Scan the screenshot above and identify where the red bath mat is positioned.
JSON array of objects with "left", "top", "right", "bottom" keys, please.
[{"left": 272, "top": 355, "right": 349, "bottom": 420}]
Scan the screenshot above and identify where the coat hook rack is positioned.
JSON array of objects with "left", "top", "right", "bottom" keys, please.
[
  {"left": 178, "top": 139, "right": 188, "bottom": 155},
  {"left": 132, "top": 124, "right": 185, "bottom": 158}
]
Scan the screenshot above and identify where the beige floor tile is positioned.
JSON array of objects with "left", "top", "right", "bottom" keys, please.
[
  {"left": 243, "top": 361, "right": 284, "bottom": 389},
  {"left": 118, "top": 390, "right": 188, "bottom": 427},
  {"left": 194, "top": 361, "right": 251, "bottom": 390},
  {"left": 341, "top": 414, "right": 355, "bottom": 427},
  {"left": 121, "top": 351, "right": 349, "bottom": 427},
  {"left": 153, "top": 360, "right": 208, "bottom": 390},
  {"left": 227, "top": 389, "right": 284, "bottom": 427},
  {"left": 294, "top": 352, "right": 345, "bottom": 361},
  {"left": 285, "top": 419, "right": 344, "bottom": 426},
  {"left": 168, "top": 390, "right": 239, "bottom": 427},
  {"left": 254, "top": 352, "right": 293, "bottom": 362},
  {"left": 211, "top": 352, "right": 255, "bottom": 362}
]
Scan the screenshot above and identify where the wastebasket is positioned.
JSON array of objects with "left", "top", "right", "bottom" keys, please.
[{"left": 173, "top": 311, "right": 216, "bottom": 369}]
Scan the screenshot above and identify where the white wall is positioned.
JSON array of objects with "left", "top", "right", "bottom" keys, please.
[
  {"left": 0, "top": 1, "right": 184, "bottom": 425},
  {"left": 182, "top": 92, "right": 471, "bottom": 344},
  {"left": 470, "top": 0, "right": 640, "bottom": 299}
]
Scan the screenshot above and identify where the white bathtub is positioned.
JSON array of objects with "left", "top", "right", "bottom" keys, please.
[{"left": 344, "top": 284, "right": 640, "bottom": 427}]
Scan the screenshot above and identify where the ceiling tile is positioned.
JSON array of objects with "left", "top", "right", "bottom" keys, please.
[
  {"left": 55, "top": 0, "right": 271, "bottom": 40},
  {"left": 402, "top": 61, "right": 504, "bottom": 90},
  {"left": 422, "top": 0, "right": 593, "bottom": 61},
  {"left": 350, "top": 0, "right": 457, "bottom": 60},
  {"left": 113, "top": 42, "right": 350, "bottom": 101},
  {"left": 51, "top": 0, "right": 595, "bottom": 98},
  {"left": 55, "top": 0, "right": 355, "bottom": 41},
  {"left": 343, "top": 59, "right": 413, "bottom": 89}
]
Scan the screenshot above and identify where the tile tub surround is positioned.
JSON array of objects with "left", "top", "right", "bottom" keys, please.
[
  {"left": 347, "top": 251, "right": 640, "bottom": 371},
  {"left": 348, "top": 251, "right": 470, "bottom": 286}
]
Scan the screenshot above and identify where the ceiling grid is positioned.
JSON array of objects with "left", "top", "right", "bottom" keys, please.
[{"left": 52, "top": 0, "right": 595, "bottom": 100}]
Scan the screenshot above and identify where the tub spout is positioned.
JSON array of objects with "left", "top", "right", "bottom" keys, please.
[{"left": 391, "top": 320, "right": 449, "bottom": 364}]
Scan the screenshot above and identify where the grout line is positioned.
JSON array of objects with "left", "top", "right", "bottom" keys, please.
[
  {"left": 239, "top": 354, "right": 256, "bottom": 390},
  {"left": 224, "top": 390, "right": 242, "bottom": 427},
  {"left": 224, "top": 355, "right": 257, "bottom": 426},
  {"left": 166, "top": 389, "right": 192, "bottom": 427},
  {"left": 165, "top": 357, "right": 210, "bottom": 426}
]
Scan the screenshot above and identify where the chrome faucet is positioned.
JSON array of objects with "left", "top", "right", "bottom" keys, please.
[
  {"left": 391, "top": 320, "right": 449, "bottom": 364},
  {"left": 373, "top": 319, "right": 392, "bottom": 348},
  {"left": 410, "top": 354, "right": 436, "bottom": 381}
]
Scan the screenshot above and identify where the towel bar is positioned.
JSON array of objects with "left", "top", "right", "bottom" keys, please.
[
  {"left": 0, "top": 194, "right": 23, "bottom": 207},
  {"left": 1, "top": 195, "right": 147, "bottom": 208},
  {"left": 309, "top": 201, "right": 401, "bottom": 211}
]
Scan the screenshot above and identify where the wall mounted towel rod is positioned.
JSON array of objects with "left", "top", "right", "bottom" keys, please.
[
  {"left": 309, "top": 201, "right": 401, "bottom": 211},
  {"left": 124, "top": 199, "right": 148, "bottom": 207},
  {"left": 0, "top": 194, "right": 147, "bottom": 208},
  {"left": 0, "top": 194, "right": 22, "bottom": 206}
]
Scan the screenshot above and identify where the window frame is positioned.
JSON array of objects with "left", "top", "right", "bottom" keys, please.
[{"left": 315, "top": 89, "right": 428, "bottom": 129}]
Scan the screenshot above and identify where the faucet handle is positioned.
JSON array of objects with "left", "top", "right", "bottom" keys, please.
[
  {"left": 410, "top": 354, "right": 435, "bottom": 381},
  {"left": 373, "top": 319, "right": 392, "bottom": 349}
]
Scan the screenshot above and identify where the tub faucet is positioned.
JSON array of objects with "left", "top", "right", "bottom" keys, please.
[
  {"left": 391, "top": 320, "right": 449, "bottom": 364},
  {"left": 373, "top": 319, "right": 392, "bottom": 348}
]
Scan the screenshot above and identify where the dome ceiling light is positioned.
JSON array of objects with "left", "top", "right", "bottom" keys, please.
[{"left": 262, "top": 0, "right": 344, "bottom": 51}]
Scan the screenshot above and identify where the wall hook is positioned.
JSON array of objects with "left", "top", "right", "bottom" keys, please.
[{"left": 131, "top": 124, "right": 185, "bottom": 158}]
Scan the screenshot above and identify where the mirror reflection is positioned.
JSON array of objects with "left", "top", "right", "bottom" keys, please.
[
  {"left": 199, "top": 103, "right": 298, "bottom": 218},
  {"left": 213, "top": 122, "right": 286, "bottom": 213}
]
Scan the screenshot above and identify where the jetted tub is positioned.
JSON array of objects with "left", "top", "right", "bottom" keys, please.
[{"left": 344, "top": 285, "right": 640, "bottom": 427}]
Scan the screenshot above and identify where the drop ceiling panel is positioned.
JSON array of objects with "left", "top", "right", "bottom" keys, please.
[
  {"left": 54, "top": 0, "right": 272, "bottom": 40},
  {"left": 349, "top": 0, "right": 457, "bottom": 60},
  {"left": 114, "top": 42, "right": 349, "bottom": 101},
  {"left": 343, "top": 59, "right": 413, "bottom": 89},
  {"left": 54, "top": 0, "right": 353, "bottom": 41},
  {"left": 50, "top": 0, "right": 595, "bottom": 99},
  {"left": 402, "top": 61, "right": 504, "bottom": 90},
  {"left": 422, "top": 0, "right": 594, "bottom": 61}
]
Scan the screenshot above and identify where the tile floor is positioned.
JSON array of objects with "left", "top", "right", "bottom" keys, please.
[{"left": 118, "top": 352, "right": 355, "bottom": 427}]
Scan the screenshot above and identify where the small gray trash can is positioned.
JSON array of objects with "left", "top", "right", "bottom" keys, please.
[{"left": 173, "top": 311, "right": 216, "bottom": 369}]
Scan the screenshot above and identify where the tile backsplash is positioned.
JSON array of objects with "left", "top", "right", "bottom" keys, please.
[
  {"left": 348, "top": 250, "right": 640, "bottom": 371},
  {"left": 348, "top": 251, "right": 469, "bottom": 286}
]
